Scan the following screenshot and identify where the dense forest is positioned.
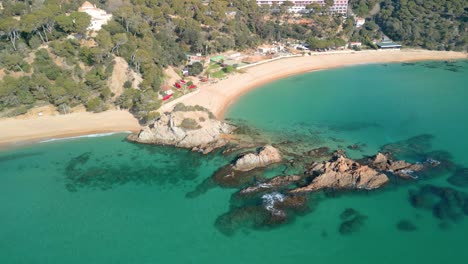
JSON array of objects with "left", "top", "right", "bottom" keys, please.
[
  {"left": 349, "top": 0, "right": 467, "bottom": 50},
  {"left": 0, "top": 0, "right": 466, "bottom": 121},
  {"left": 0, "top": 0, "right": 348, "bottom": 121}
]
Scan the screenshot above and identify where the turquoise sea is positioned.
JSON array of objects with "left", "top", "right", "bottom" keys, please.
[{"left": 1, "top": 60, "right": 468, "bottom": 263}]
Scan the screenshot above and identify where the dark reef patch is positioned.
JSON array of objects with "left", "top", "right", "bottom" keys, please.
[
  {"left": 64, "top": 148, "right": 204, "bottom": 191},
  {"left": 340, "top": 208, "right": 359, "bottom": 220},
  {"left": 381, "top": 134, "right": 434, "bottom": 161},
  {"left": 327, "top": 122, "right": 380, "bottom": 132},
  {"left": 215, "top": 191, "right": 311, "bottom": 236},
  {"left": 0, "top": 151, "right": 43, "bottom": 164},
  {"left": 396, "top": 220, "right": 417, "bottom": 232},
  {"left": 338, "top": 208, "right": 367, "bottom": 235},
  {"left": 447, "top": 168, "right": 468, "bottom": 188},
  {"left": 408, "top": 185, "right": 468, "bottom": 222}
]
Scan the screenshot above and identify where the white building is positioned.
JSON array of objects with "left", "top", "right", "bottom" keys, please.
[
  {"left": 78, "top": 1, "right": 112, "bottom": 31},
  {"left": 256, "top": 0, "right": 348, "bottom": 14},
  {"left": 355, "top": 17, "right": 365, "bottom": 28},
  {"left": 258, "top": 45, "right": 285, "bottom": 54},
  {"left": 348, "top": 42, "right": 362, "bottom": 48}
]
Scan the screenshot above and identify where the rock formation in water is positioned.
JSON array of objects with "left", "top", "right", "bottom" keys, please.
[
  {"left": 367, "top": 152, "right": 424, "bottom": 179},
  {"left": 291, "top": 151, "right": 389, "bottom": 193},
  {"left": 212, "top": 145, "right": 283, "bottom": 187},
  {"left": 128, "top": 106, "right": 236, "bottom": 153},
  {"left": 233, "top": 145, "right": 282, "bottom": 171},
  {"left": 239, "top": 175, "right": 303, "bottom": 196}
]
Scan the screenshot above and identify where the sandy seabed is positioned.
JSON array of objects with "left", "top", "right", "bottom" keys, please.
[{"left": 0, "top": 49, "right": 466, "bottom": 147}]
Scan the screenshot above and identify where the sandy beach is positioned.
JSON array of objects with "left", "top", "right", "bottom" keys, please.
[
  {"left": 0, "top": 110, "right": 140, "bottom": 148},
  {"left": 0, "top": 49, "right": 466, "bottom": 147},
  {"left": 165, "top": 49, "right": 467, "bottom": 118}
]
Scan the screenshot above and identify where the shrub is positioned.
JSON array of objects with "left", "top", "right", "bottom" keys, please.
[
  {"left": 189, "top": 62, "right": 204, "bottom": 76},
  {"left": 180, "top": 118, "right": 201, "bottom": 130},
  {"left": 85, "top": 97, "right": 107, "bottom": 113},
  {"left": 141, "top": 112, "right": 161, "bottom": 124},
  {"left": 223, "top": 65, "right": 236, "bottom": 73},
  {"left": 172, "top": 103, "right": 215, "bottom": 118},
  {"left": 124, "top": 80, "right": 133, "bottom": 89}
]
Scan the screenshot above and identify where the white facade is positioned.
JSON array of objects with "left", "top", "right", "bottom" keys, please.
[
  {"left": 78, "top": 1, "right": 112, "bottom": 31},
  {"left": 355, "top": 17, "right": 365, "bottom": 27},
  {"left": 256, "top": 0, "right": 348, "bottom": 14}
]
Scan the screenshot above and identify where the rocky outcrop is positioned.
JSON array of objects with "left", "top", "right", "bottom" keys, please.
[
  {"left": 128, "top": 109, "right": 235, "bottom": 153},
  {"left": 368, "top": 152, "right": 424, "bottom": 179},
  {"left": 233, "top": 145, "right": 282, "bottom": 171},
  {"left": 212, "top": 145, "right": 283, "bottom": 188},
  {"left": 239, "top": 175, "right": 303, "bottom": 196},
  {"left": 291, "top": 151, "right": 389, "bottom": 193}
]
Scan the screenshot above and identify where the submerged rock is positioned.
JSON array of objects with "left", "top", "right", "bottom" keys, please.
[
  {"left": 291, "top": 151, "right": 389, "bottom": 193},
  {"left": 380, "top": 134, "right": 434, "bottom": 160},
  {"left": 340, "top": 208, "right": 359, "bottom": 220},
  {"left": 408, "top": 185, "right": 468, "bottom": 222},
  {"left": 339, "top": 208, "right": 367, "bottom": 235},
  {"left": 447, "top": 168, "right": 468, "bottom": 187},
  {"left": 396, "top": 220, "right": 417, "bottom": 232},
  {"left": 303, "top": 147, "right": 332, "bottom": 159},
  {"left": 215, "top": 192, "right": 308, "bottom": 235},
  {"left": 128, "top": 107, "right": 235, "bottom": 153}
]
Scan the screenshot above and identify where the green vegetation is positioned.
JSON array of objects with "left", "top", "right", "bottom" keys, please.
[
  {"left": 349, "top": 0, "right": 379, "bottom": 17},
  {"left": 376, "top": 0, "right": 467, "bottom": 51},
  {"left": 189, "top": 62, "right": 204, "bottom": 76},
  {"left": 0, "top": 0, "right": 466, "bottom": 119},
  {"left": 180, "top": 118, "right": 201, "bottom": 130},
  {"left": 350, "top": 0, "right": 467, "bottom": 51},
  {"left": 307, "top": 37, "right": 347, "bottom": 50}
]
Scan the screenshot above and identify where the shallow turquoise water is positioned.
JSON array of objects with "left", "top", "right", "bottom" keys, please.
[{"left": 1, "top": 61, "right": 468, "bottom": 263}]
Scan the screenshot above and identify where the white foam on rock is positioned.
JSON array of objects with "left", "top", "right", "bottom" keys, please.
[{"left": 262, "top": 192, "right": 285, "bottom": 216}]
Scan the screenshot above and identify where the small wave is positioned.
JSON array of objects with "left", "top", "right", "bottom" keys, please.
[
  {"left": 262, "top": 192, "right": 285, "bottom": 215},
  {"left": 258, "top": 183, "right": 273, "bottom": 188},
  {"left": 39, "top": 131, "right": 131, "bottom": 143},
  {"left": 400, "top": 169, "right": 419, "bottom": 179}
]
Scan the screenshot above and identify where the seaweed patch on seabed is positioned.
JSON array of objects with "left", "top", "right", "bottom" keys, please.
[
  {"left": 338, "top": 208, "right": 368, "bottom": 235},
  {"left": 63, "top": 148, "right": 203, "bottom": 192},
  {"left": 422, "top": 62, "right": 443, "bottom": 69},
  {"left": 215, "top": 192, "right": 312, "bottom": 236},
  {"left": 448, "top": 168, "right": 468, "bottom": 188},
  {"left": 0, "top": 151, "right": 43, "bottom": 164},
  {"left": 409, "top": 185, "right": 468, "bottom": 225},
  {"left": 396, "top": 219, "right": 418, "bottom": 232},
  {"left": 327, "top": 121, "right": 380, "bottom": 132}
]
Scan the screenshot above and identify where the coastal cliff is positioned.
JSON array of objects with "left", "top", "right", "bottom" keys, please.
[{"left": 128, "top": 105, "right": 235, "bottom": 153}]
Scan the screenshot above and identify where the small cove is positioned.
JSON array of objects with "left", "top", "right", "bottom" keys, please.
[{"left": 1, "top": 60, "right": 468, "bottom": 263}]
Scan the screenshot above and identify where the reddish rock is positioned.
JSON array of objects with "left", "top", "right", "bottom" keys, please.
[{"left": 291, "top": 152, "right": 389, "bottom": 193}]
